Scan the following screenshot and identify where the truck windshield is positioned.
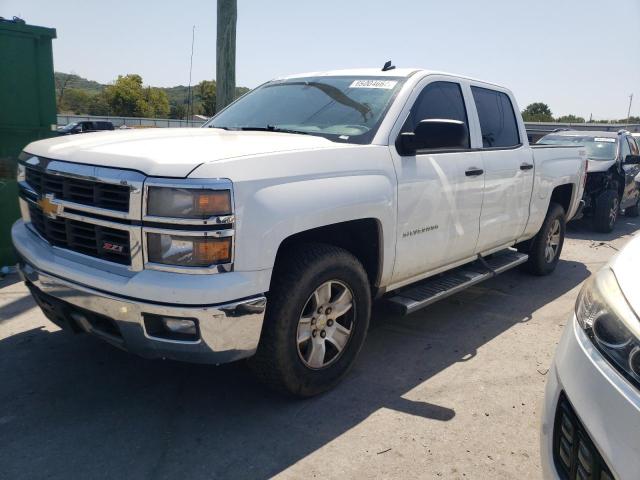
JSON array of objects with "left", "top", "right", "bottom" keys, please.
[
  {"left": 204, "top": 76, "right": 406, "bottom": 144},
  {"left": 537, "top": 134, "right": 617, "bottom": 161}
]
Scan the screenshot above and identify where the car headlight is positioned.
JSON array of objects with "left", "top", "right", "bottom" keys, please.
[
  {"left": 146, "top": 232, "right": 232, "bottom": 267},
  {"left": 146, "top": 187, "right": 232, "bottom": 218},
  {"left": 576, "top": 267, "right": 640, "bottom": 384}
]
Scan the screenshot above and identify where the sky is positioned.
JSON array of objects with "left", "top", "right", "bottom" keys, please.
[{"left": 3, "top": 0, "right": 640, "bottom": 120}]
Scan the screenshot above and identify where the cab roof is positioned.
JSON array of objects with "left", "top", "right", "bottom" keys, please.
[{"left": 273, "top": 68, "right": 506, "bottom": 89}]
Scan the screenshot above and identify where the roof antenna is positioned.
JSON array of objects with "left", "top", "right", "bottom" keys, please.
[{"left": 382, "top": 60, "right": 395, "bottom": 72}]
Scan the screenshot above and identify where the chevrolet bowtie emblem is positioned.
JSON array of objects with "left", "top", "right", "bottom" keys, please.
[{"left": 37, "top": 194, "right": 63, "bottom": 219}]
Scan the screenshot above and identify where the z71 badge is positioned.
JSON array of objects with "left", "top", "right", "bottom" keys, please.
[{"left": 102, "top": 241, "right": 124, "bottom": 254}]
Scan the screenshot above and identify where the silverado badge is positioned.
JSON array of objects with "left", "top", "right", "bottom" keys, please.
[{"left": 37, "top": 194, "right": 63, "bottom": 219}]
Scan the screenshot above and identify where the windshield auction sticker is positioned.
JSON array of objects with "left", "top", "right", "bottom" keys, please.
[
  {"left": 594, "top": 137, "right": 616, "bottom": 143},
  {"left": 349, "top": 80, "right": 398, "bottom": 89}
]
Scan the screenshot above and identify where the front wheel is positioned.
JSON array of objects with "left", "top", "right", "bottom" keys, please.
[
  {"left": 593, "top": 189, "right": 619, "bottom": 232},
  {"left": 249, "top": 244, "right": 371, "bottom": 397},
  {"left": 520, "top": 203, "right": 566, "bottom": 276}
]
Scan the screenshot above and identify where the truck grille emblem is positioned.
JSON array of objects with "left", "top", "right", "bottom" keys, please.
[
  {"left": 102, "top": 241, "right": 124, "bottom": 254},
  {"left": 37, "top": 194, "right": 64, "bottom": 219}
]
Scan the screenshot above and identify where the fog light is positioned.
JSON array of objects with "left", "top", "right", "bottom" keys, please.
[{"left": 144, "top": 314, "right": 199, "bottom": 342}]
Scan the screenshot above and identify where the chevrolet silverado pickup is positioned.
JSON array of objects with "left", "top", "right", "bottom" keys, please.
[{"left": 12, "top": 67, "right": 587, "bottom": 396}]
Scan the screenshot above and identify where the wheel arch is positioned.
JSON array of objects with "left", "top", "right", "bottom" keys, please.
[{"left": 271, "top": 218, "right": 384, "bottom": 295}]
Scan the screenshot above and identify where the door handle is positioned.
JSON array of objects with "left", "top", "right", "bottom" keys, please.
[
  {"left": 520, "top": 163, "right": 534, "bottom": 171},
  {"left": 465, "top": 167, "right": 484, "bottom": 177}
]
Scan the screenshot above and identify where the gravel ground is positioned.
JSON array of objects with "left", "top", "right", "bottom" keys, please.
[{"left": 1, "top": 216, "right": 638, "bottom": 480}]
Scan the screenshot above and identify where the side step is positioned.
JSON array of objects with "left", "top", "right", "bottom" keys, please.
[{"left": 386, "top": 249, "right": 528, "bottom": 315}]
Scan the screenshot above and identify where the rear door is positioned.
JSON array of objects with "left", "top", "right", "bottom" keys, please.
[
  {"left": 470, "top": 86, "right": 534, "bottom": 253},
  {"left": 389, "top": 76, "right": 485, "bottom": 284}
]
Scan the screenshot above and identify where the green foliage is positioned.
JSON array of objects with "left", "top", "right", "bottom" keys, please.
[
  {"left": 58, "top": 88, "right": 91, "bottom": 114},
  {"left": 197, "top": 80, "right": 217, "bottom": 116},
  {"left": 555, "top": 114, "right": 585, "bottom": 123},
  {"left": 54, "top": 71, "right": 253, "bottom": 119},
  {"left": 522, "top": 102, "right": 554, "bottom": 122}
]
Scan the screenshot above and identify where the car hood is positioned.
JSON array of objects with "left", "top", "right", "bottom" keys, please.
[
  {"left": 610, "top": 235, "right": 640, "bottom": 318},
  {"left": 23, "top": 128, "right": 347, "bottom": 177},
  {"left": 587, "top": 158, "right": 616, "bottom": 173}
]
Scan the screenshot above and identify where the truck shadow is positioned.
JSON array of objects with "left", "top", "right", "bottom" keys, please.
[
  {"left": 0, "top": 259, "right": 589, "bottom": 480},
  {"left": 567, "top": 215, "right": 640, "bottom": 243}
]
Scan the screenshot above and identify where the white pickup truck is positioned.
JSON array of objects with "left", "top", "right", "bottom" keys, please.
[{"left": 12, "top": 67, "right": 587, "bottom": 396}]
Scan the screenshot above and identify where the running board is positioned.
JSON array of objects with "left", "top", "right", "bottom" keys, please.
[{"left": 386, "top": 249, "right": 528, "bottom": 315}]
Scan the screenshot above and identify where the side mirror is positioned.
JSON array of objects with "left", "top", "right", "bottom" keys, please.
[
  {"left": 397, "top": 119, "right": 468, "bottom": 155},
  {"left": 624, "top": 154, "right": 640, "bottom": 165}
]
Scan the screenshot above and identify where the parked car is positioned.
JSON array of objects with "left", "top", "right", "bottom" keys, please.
[
  {"left": 537, "top": 130, "right": 640, "bottom": 232},
  {"left": 57, "top": 120, "right": 114, "bottom": 135},
  {"left": 541, "top": 235, "right": 640, "bottom": 480},
  {"left": 13, "top": 67, "right": 586, "bottom": 396}
]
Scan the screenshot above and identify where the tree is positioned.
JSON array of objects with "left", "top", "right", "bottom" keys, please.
[
  {"left": 101, "top": 74, "right": 169, "bottom": 118},
  {"left": 170, "top": 103, "right": 187, "bottom": 119},
  {"left": 59, "top": 88, "right": 91, "bottom": 114},
  {"left": 555, "top": 114, "right": 585, "bottom": 123},
  {"left": 197, "top": 80, "right": 217, "bottom": 116},
  {"left": 522, "top": 102, "right": 554, "bottom": 122},
  {"left": 88, "top": 92, "right": 110, "bottom": 115},
  {"left": 143, "top": 87, "right": 170, "bottom": 118}
]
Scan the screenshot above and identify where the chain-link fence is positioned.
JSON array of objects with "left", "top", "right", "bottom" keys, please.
[{"left": 56, "top": 114, "right": 207, "bottom": 128}]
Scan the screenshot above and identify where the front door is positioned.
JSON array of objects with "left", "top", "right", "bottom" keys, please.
[
  {"left": 621, "top": 135, "right": 640, "bottom": 208},
  {"left": 390, "top": 79, "right": 485, "bottom": 284}
]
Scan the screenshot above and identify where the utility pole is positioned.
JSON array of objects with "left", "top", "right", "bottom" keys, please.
[
  {"left": 187, "top": 25, "right": 195, "bottom": 123},
  {"left": 216, "top": 0, "right": 237, "bottom": 113},
  {"left": 627, "top": 93, "right": 634, "bottom": 125}
]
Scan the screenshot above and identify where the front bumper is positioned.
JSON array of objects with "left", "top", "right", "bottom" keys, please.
[
  {"left": 17, "top": 259, "right": 266, "bottom": 365},
  {"left": 541, "top": 316, "right": 640, "bottom": 479}
]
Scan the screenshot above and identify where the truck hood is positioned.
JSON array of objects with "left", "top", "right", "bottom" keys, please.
[
  {"left": 23, "top": 128, "right": 347, "bottom": 177},
  {"left": 586, "top": 158, "right": 616, "bottom": 173}
]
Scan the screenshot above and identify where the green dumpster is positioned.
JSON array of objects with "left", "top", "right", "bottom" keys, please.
[{"left": 0, "top": 18, "right": 57, "bottom": 266}]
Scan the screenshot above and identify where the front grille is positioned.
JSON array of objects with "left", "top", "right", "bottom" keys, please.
[
  {"left": 28, "top": 204, "right": 132, "bottom": 265},
  {"left": 26, "top": 166, "right": 130, "bottom": 212},
  {"left": 553, "top": 393, "right": 614, "bottom": 480}
]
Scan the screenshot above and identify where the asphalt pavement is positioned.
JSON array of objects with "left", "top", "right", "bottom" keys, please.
[{"left": 1, "top": 216, "right": 638, "bottom": 479}]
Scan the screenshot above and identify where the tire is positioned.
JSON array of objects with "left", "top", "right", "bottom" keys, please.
[
  {"left": 248, "top": 243, "right": 371, "bottom": 397},
  {"left": 593, "top": 189, "right": 620, "bottom": 232},
  {"left": 520, "top": 203, "right": 566, "bottom": 276}
]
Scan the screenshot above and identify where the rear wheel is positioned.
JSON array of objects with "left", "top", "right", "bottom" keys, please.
[
  {"left": 249, "top": 244, "right": 371, "bottom": 397},
  {"left": 519, "top": 203, "right": 566, "bottom": 276},
  {"left": 593, "top": 189, "right": 619, "bottom": 232}
]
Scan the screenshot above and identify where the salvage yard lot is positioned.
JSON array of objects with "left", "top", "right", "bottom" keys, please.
[{"left": 1, "top": 217, "right": 638, "bottom": 480}]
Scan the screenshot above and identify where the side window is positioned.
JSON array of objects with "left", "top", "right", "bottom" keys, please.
[
  {"left": 627, "top": 136, "right": 639, "bottom": 156},
  {"left": 403, "top": 81, "right": 470, "bottom": 148},
  {"left": 471, "top": 86, "right": 520, "bottom": 148}
]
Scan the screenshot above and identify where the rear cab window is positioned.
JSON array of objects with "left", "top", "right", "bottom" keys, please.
[{"left": 471, "top": 86, "right": 520, "bottom": 148}]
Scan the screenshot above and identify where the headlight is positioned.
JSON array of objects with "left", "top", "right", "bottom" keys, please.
[
  {"left": 147, "top": 232, "right": 232, "bottom": 267},
  {"left": 146, "top": 187, "right": 231, "bottom": 218},
  {"left": 576, "top": 267, "right": 640, "bottom": 384}
]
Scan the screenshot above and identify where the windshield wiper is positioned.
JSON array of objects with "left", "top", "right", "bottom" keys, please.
[{"left": 236, "top": 125, "right": 310, "bottom": 135}]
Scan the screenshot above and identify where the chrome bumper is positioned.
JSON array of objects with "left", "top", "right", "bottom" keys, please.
[{"left": 18, "top": 260, "right": 266, "bottom": 364}]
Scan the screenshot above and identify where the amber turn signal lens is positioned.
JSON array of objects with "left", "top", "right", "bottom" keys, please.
[
  {"left": 194, "top": 191, "right": 231, "bottom": 216},
  {"left": 194, "top": 237, "right": 232, "bottom": 264}
]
